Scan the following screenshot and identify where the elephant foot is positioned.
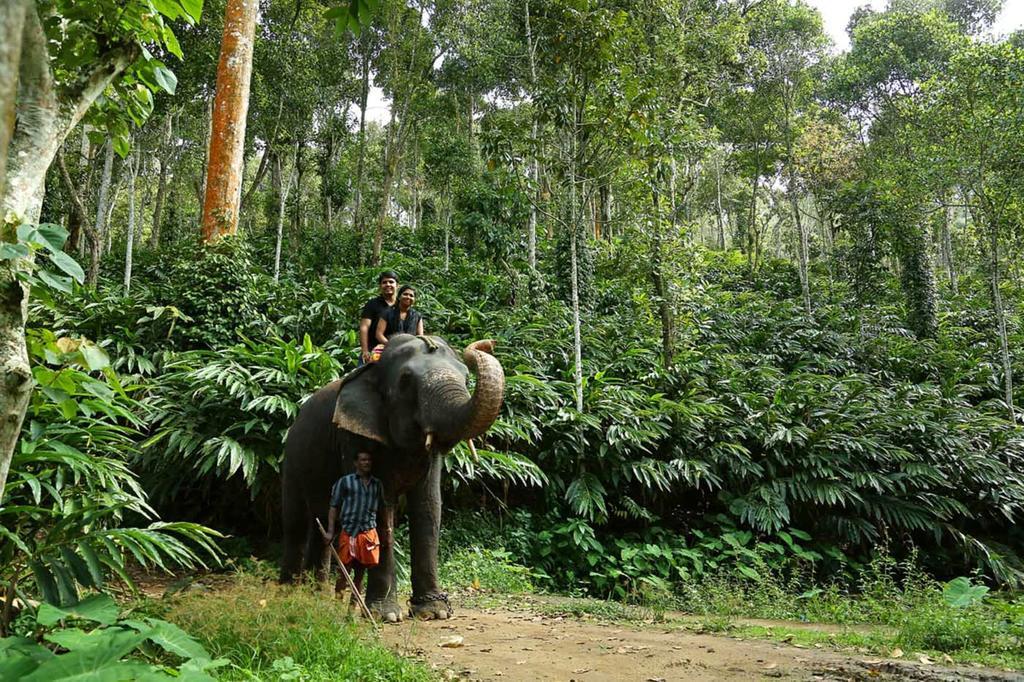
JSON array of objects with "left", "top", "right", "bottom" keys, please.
[
  {"left": 368, "top": 599, "right": 404, "bottom": 624},
  {"left": 409, "top": 592, "right": 453, "bottom": 620}
]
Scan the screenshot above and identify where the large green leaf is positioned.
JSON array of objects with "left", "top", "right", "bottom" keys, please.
[{"left": 37, "top": 594, "right": 120, "bottom": 627}]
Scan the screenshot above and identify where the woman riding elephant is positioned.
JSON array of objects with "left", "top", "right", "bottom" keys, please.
[{"left": 279, "top": 335, "right": 504, "bottom": 622}]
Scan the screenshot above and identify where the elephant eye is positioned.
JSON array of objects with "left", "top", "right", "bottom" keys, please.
[{"left": 398, "top": 370, "right": 415, "bottom": 392}]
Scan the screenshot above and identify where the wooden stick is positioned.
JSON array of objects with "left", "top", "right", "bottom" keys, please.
[{"left": 316, "top": 518, "right": 379, "bottom": 629}]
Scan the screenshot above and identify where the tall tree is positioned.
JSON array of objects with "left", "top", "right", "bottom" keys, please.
[
  {"left": 0, "top": 0, "right": 196, "bottom": 502},
  {"left": 201, "top": 0, "right": 259, "bottom": 242}
]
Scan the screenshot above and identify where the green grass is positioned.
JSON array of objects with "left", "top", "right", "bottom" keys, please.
[
  {"left": 149, "top": 572, "right": 434, "bottom": 681},
  {"left": 439, "top": 547, "right": 534, "bottom": 594}
]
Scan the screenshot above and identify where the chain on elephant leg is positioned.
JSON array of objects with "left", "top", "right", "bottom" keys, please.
[{"left": 409, "top": 591, "right": 452, "bottom": 620}]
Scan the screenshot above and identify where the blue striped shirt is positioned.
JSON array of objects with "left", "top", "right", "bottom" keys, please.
[{"left": 330, "top": 473, "right": 382, "bottom": 535}]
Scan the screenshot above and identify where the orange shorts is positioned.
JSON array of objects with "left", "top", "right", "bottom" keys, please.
[{"left": 337, "top": 528, "right": 380, "bottom": 567}]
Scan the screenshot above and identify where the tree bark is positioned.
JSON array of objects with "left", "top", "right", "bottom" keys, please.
[
  {"left": 747, "top": 158, "right": 759, "bottom": 269},
  {"left": 352, "top": 36, "right": 371, "bottom": 236},
  {"left": 0, "top": 0, "right": 26, "bottom": 214},
  {"left": 273, "top": 144, "right": 298, "bottom": 282},
  {"left": 650, "top": 163, "right": 674, "bottom": 368},
  {"left": 90, "top": 138, "right": 114, "bottom": 285},
  {"left": 0, "top": 2, "right": 134, "bottom": 503},
  {"left": 150, "top": 115, "right": 178, "bottom": 249},
  {"left": 569, "top": 107, "right": 583, "bottom": 412},
  {"left": 788, "top": 170, "right": 811, "bottom": 314},
  {"left": 201, "top": 0, "right": 258, "bottom": 243},
  {"left": 524, "top": 0, "right": 539, "bottom": 271},
  {"left": 715, "top": 154, "right": 726, "bottom": 249},
  {"left": 124, "top": 153, "right": 137, "bottom": 292},
  {"left": 941, "top": 199, "right": 959, "bottom": 296},
  {"left": 987, "top": 220, "right": 1014, "bottom": 419}
]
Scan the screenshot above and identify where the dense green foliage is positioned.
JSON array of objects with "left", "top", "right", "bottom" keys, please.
[{"left": 7, "top": 0, "right": 1024, "bottom": 673}]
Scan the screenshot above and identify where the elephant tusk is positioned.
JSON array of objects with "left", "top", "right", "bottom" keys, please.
[
  {"left": 467, "top": 438, "right": 479, "bottom": 463},
  {"left": 425, "top": 432, "right": 434, "bottom": 451}
]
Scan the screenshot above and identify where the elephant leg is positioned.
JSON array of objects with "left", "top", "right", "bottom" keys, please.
[
  {"left": 408, "top": 455, "right": 450, "bottom": 620},
  {"left": 279, "top": 484, "right": 306, "bottom": 583},
  {"left": 300, "top": 521, "right": 325, "bottom": 578},
  {"left": 365, "top": 505, "right": 402, "bottom": 623}
]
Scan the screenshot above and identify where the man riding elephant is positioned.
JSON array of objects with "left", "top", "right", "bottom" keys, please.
[{"left": 279, "top": 335, "right": 504, "bottom": 622}]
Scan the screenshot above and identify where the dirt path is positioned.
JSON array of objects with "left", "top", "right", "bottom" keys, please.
[{"left": 381, "top": 600, "right": 1022, "bottom": 682}]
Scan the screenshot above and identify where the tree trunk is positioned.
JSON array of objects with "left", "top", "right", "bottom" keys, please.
[
  {"left": 524, "top": 0, "right": 539, "bottom": 271},
  {"left": 569, "top": 108, "right": 583, "bottom": 413},
  {"left": 90, "top": 138, "right": 114, "bottom": 285},
  {"left": 715, "top": 154, "right": 726, "bottom": 250},
  {"left": 443, "top": 190, "right": 451, "bottom": 272},
  {"left": 201, "top": 0, "right": 258, "bottom": 243},
  {"left": 788, "top": 169, "right": 811, "bottom": 314},
  {"left": 273, "top": 144, "right": 298, "bottom": 282},
  {"left": 747, "top": 163, "right": 759, "bottom": 268},
  {"left": 942, "top": 199, "right": 959, "bottom": 296},
  {"left": 0, "top": 1, "right": 135, "bottom": 503},
  {"left": 0, "top": 0, "right": 26, "bottom": 214},
  {"left": 124, "top": 153, "right": 137, "bottom": 292},
  {"left": 987, "top": 221, "right": 1014, "bottom": 419},
  {"left": 352, "top": 37, "right": 371, "bottom": 236},
  {"left": 104, "top": 160, "right": 124, "bottom": 256},
  {"left": 150, "top": 116, "right": 177, "bottom": 249},
  {"left": 650, "top": 163, "right": 674, "bottom": 368}
]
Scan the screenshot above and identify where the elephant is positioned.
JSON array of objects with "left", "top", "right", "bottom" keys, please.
[{"left": 279, "top": 334, "right": 505, "bottom": 622}]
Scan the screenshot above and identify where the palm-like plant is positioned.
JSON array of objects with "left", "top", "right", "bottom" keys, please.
[{"left": 0, "top": 330, "right": 220, "bottom": 634}]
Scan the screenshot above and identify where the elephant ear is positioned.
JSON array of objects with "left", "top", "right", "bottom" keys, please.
[{"left": 332, "top": 365, "right": 387, "bottom": 443}]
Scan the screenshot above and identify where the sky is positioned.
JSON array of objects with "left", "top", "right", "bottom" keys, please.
[
  {"left": 805, "top": 0, "right": 1024, "bottom": 51},
  {"left": 362, "top": 1, "right": 1024, "bottom": 124}
]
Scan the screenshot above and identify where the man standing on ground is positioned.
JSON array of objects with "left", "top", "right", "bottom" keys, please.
[
  {"left": 359, "top": 271, "right": 398, "bottom": 364},
  {"left": 322, "top": 452, "right": 385, "bottom": 604}
]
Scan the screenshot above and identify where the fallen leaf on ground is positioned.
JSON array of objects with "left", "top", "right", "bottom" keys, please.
[
  {"left": 917, "top": 655, "right": 934, "bottom": 665},
  {"left": 942, "top": 654, "right": 954, "bottom": 664},
  {"left": 573, "top": 669, "right": 591, "bottom": 674},
  {"left": 890, "top": 648, "right": 904, "bottom": 658},
  {"left": 763, "top": 663, "right": 778, "bottom": 670},
  {"left": 438, "top": 636, "right": 464, "bottom": 648}
]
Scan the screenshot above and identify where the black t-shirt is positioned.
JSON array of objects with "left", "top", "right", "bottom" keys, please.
[
  {"left": 381, "top": 306, "right": 422, "bottom": 339},
  {"left": 360, "top": 296, "right": 393, "bottom": 349}
]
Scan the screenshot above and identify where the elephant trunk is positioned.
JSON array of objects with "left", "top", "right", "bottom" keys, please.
[
  {"left": 420, "top": 340, "right": 504, "bottom": 446},
  {"left": 459, "top": 340, "right": 505, "bottom": 440}
]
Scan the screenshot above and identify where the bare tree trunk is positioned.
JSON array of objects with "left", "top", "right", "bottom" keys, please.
[
  {"left": 104, "top": 161, "right": 125, "bottom": 255},
  {"left": 274, "top": 144, "right": 298, "bottom": 282},
  {"left": 942, "top": 199, "right": 959, "bottom": 296},
  {"left": 715, "top": 154, "right": 726, "bottom": 250},
  {"left": 150, "top": 118, "right": 179, "bottom": 249},
  {"left": 650, "top": 163, "right": 674, "bottom": 368},
  {"left": 789, "top": 171, "right": 811, "bottom": 314},
  {"left": 201, "top": 0, "right": 258, "bottom": 243},
  {"left": 124, "top": 153, "right": 137, "bottom": 292},
  {"left": 569, "top": 109, "right": 583, "bottom": 412},
  {"left": 443, "top": 191, "right": 451, "bottom": 272},
  {"left": 988, "top": 222, "right": 1014, "bottom": 419},
  {"left": 747, "top": 164, "right": 759, "bottom": 268},
  {"left": 90, "top": 138, "right": 114, "bottom": 285},
  {"left": 524, "top": 0, "right": 540, "bottom": 271},
  {"left": 352, "top": 37, "right": 371, "bottom": 236}
]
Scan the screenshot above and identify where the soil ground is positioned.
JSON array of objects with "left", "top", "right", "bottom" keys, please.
[{"left": 380, "top": 596, "right": 1024, "bottom": 682}]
